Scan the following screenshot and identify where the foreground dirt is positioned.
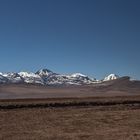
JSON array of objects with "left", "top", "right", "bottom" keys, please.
[{"left": 0, "top": 97, "right": 140, "bottom": 140}]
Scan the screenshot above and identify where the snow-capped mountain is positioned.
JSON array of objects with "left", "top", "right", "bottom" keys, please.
[
  {"left": 3, "top": 72, "right": 23, "bottom": 83},
  {"left": 103, "top": 74, "right": 119, "bottom": 81},
  {"left": 69, "top": 73, "right": 96, "bottom": 84},
  {"left": 0, "top": 74, "right": 8, "bottom": 83},
  {"left": 0, "top": 69, "right": 121, "bottom": 85},
  {"left": 45, "top": 73, "right": 95, "bottom": 85},
  {"left": 70, "top": 73, "right": 87, "bottom": 78},
  {"left": 18, "top": 72, "right": 44, "bottom": 84},
  {"left": 36, "top": 69, "right": 53, "bottom": 77}
]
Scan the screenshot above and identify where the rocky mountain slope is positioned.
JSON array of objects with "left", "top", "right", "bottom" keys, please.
[{"left": 0, "top": 68, "right": 133, "bottom": 86}]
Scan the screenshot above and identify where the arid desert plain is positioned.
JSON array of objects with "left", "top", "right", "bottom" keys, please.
[{"left": 0, "top": 77, "right": 140, "bottom": 140}]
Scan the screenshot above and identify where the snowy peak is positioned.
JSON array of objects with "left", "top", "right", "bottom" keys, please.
[
  {"left": 0, "top": 69, "right": 122, "bottom": 85},
  {"left": 103, "top": 74, "right": 119, "bottom": 81},
  {"left": 36, "top": 69, "right": 53, "bottom": 77},
  {"left": 0, "top": 74, "right": 8, "bottom": 83},
  {"left": 18, "top": 72, "right": 40, "bottom": 78},
  {"left": 70, "top": 73, "right": 87, "bottom": 78},
  {"left": 3, "top": 72, "right": 23, "bottom": 83},
  {"left": 45, "top": 73, "right": 96, "bottom": 85},
  {"left": 18, "top": 72, "right": 44, "bottom": 84}
]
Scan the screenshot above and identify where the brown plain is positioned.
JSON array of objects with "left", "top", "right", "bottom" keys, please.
[{"left": 0, "top": 78, "right": 140, "bottom": 140}]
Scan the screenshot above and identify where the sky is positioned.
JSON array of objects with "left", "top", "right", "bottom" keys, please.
[{"left": 0, "top": 0, "right": 140, "bottom": 80}]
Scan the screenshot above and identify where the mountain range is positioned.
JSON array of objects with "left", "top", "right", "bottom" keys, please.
[{"left": 0, "top": 68, "right": 127, "bottom": 85}]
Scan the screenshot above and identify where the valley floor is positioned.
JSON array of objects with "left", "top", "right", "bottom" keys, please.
[{"left": 0, "top": 96, "right": 140, "bottom": 140}]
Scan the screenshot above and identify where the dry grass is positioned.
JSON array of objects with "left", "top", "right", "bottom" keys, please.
[
  {"left": 0, "top": 80, "right": 140, "bottom": 139},
  {"left": 0, "top": 103, "right": 140, "bottom": 140}
]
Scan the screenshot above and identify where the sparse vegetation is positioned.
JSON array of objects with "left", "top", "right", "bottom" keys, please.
[{"left": 0, "top": 96, "right": 140, "bottom": 140}]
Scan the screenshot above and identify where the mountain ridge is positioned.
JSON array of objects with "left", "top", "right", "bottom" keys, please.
[{"left": 0, "top": 68, "right": 133, "bottom": 85}]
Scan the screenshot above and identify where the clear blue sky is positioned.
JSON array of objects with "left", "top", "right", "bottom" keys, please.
[{"left": 0, "top": 0, "right": 140, "bottom": 79}]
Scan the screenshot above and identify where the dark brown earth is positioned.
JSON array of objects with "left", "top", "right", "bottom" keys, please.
[{"left": 0, "top": 77, "right": 140, "bottom": 140}]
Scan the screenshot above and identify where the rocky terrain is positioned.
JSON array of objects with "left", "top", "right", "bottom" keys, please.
[{"left": 0, "top": 68, "right": 120, "bottom": 85}]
